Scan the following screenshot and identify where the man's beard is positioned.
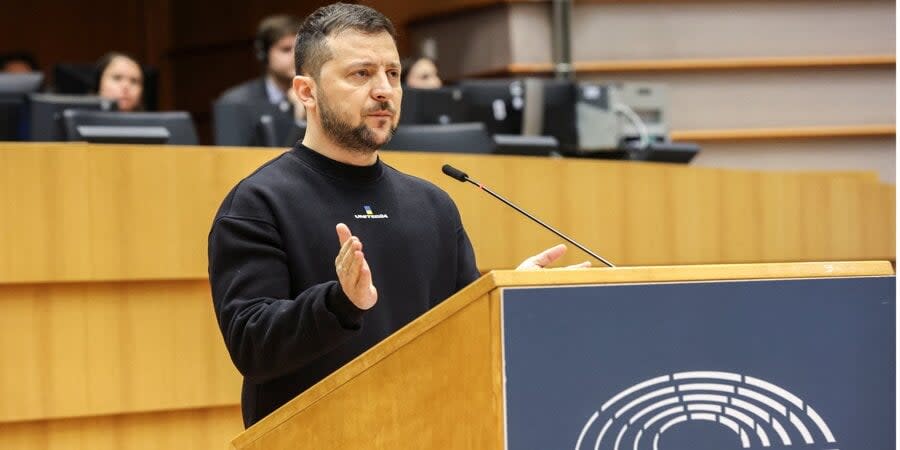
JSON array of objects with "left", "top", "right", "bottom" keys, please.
[{"left": 318, "top": 87, "right": 397, "bottom": 155}]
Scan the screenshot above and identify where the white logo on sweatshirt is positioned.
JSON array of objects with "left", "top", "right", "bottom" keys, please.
[{"left": 354, "top": 205, "right": 389, "bottom": 220}]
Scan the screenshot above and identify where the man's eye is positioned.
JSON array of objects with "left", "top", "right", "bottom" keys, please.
[{"left": 354, "top": 70, "right": 368, "bottom": 78}]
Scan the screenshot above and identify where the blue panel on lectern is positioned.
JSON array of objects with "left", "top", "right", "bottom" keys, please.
[{"left": 502, "top": 277, "right": 894, "bottom": 450}]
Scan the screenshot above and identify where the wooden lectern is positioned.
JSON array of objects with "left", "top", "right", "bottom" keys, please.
[{"left": 230, "top": 262, "right": 895, "bottom": 450}]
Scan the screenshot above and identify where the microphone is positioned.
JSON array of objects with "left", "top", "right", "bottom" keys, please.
[{"left": 441, "top": 164, "right": 615, "bottom": 268}]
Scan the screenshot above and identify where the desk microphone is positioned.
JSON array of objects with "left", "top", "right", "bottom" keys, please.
[{"left": 441, "top": 164, "right": 615, "bottom": 268}]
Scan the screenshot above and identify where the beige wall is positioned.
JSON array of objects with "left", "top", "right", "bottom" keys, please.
[
  {"left": 412, "top": 1, "right": 896, "bottom": 75},
  {"left": 409, "top": 4, "right": 514, "bottom": 79},
  {"left": 568, "top": 0, "right": 895, "bottom": 61},
  {"left": 691, "top": 136, "right": 896, "bottom": 183},
  {"left": 581, "top": 68, "right": 895, "bottom": 130},
  {"left": 407, "top": 0, "right": 895, "bottom": 182}
]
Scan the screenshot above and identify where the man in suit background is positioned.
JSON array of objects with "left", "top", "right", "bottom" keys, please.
[{"left": 213, "top": 15, "right": 306, "bottom": 147}]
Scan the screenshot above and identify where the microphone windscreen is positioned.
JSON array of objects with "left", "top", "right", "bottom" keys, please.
[{"left": 442, "top": 164, "right": 468, "bottom": 182}]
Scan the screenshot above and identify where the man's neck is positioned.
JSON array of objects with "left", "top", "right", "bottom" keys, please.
[
  {"left": 266, "top": 73, "right": 291, "bottom": 94},
  {"left": 301, "top": 122, "right": 378, "bottom": 167}
]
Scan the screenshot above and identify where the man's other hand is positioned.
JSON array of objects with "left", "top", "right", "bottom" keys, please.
[{"left": 516, "top": 244, "right": 592, "bottom": 271}]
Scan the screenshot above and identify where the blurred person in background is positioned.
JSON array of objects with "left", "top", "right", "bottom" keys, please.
[
  {"left": 94, "top": 52, "right": 144, "bottom": 112},
  {"left": 401, "top": 56, "right": 442, "bottom": 89},
  {"left": 219, "top": 14, "right": 306, "bottom": 123},
  {"left": 0, "top": 51, "right": 39, "bottom": 74}
]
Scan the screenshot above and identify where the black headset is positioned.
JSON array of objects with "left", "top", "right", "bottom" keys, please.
[
  {"left": 254, "top": 15, "right": 300, "bottom": 67},
  {"left": 253, "top": 30, "right": 270, "bottom": 65}
]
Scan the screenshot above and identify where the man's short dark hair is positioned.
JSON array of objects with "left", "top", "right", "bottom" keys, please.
[
  {"left": 255, "top": 14, "right": 301, "bottom": 64},
  {"left": 295, "top": 3, "right": 397, "bottom": 79}
]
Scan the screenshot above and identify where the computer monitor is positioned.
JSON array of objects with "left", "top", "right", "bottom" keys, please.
[
  {"left": 53, "top": 63, "right": 159, "bottom": 111},
  {"left": 399, "top": 87, "right": 466, "bottom": 125},
  {"left": 458, "top": 79, "right": 524, "bottom": 135},
  {"left": 73, "top": 125, "right": 170, "bottom": 144},
  {"left": 62, "top": 110, "right": 198, "bottom": 145},
  {"left": 28, "top": 93, "right": 116, "bottom": 141},
  {"left": 0, "top": 73, "right": 44, "bottom": 93},
  {"left": 528, "top": 78, "right": 578, "bottom": 152},
  {"left": 0, "top": 73, "right": 45, "bottom": 140}
]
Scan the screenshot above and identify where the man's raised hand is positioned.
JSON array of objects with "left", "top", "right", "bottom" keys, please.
[{"left": 335, "top": 223, "right": 378, "bottom": 309}]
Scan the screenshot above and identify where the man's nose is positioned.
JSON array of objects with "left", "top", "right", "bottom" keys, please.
[{"left": 371, "top": 71, "right": 393, "bottom": 101}]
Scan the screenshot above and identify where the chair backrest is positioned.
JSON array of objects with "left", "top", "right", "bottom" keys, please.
[
  {"left": 62, "top": 109, "right": 198, "bottom": 145},
  {"left": 256, "top": 115, "right": 279, "bottom": 147},
  {"left": 399, "top": 86, "right": 466, "bottom": 125},
  {"left": 213, "top": 100, "right": 297, "bottom": 147},
  {"left": 384, "top": 122, "right": 495, "bottom": 154}
]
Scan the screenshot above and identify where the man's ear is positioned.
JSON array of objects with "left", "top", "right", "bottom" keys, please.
[{"left": 293, "top": 75, "right": 316, "bottom": 109}]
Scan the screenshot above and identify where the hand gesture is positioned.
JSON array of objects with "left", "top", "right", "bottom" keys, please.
[
  {"left": 515, "top": 244, "right": 592, "bottom": 271},
  {"left": 334, "top": 223, "right": 377, "bottom": 309}
]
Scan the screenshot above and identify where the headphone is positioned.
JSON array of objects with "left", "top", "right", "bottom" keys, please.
[
  {"left": 254, "top": 15, "right": 300, "bottom": 67},
  {"left": 253, "top": 31, "right": 270, "bottom": 65}
]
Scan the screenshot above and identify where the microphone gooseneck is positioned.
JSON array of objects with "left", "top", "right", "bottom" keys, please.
[{"left": 442, "top": 164, "right": 615, "bottom": 268}]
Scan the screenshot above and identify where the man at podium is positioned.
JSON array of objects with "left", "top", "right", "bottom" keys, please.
[{"left": 208, "top": 2, "right": 585, "bottom": 428}]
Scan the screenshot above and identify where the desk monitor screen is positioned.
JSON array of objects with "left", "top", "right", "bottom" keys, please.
[
  {"left": 0, "top": 73, "right": 44, "bottom": 93},
  {"left": 63, "top": 110, "right": 198, "bottom": 145},
  {"left": 458, "top": 79, "right": 524, "bottom": 135},
  {"left": 75, "top": 125, "right": 170, "bottom": 144},
  {"left": 28, "top": 93, "right": 116, "bottom": 141},
  {"left": 537, "top": 79, "right": 578, "bottom": 151},
  {"left": 0, "top": 73, "right": 45, "bottom": 140}
]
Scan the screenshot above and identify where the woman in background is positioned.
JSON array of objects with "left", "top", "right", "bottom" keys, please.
[
  {"left": 401, "top": 56, "right": 442, "bottom": 89},
  {"left": 94, "top": 52, "right": 144, "bottom": 112}
]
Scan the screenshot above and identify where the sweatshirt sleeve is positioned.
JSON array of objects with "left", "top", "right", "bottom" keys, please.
[
  {"left": 447, "top": 195, "right": 481, "bottom": 289},
  {"left": 208, "top": 215, "right": 365, "bottom": 384},
  {"left": 456, "top": 225, "right": 481, "bottom": 289}
]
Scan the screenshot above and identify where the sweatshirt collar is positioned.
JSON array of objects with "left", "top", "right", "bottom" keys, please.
[{"left": 290, "top": 143, "right": 384, "bottom": 185}]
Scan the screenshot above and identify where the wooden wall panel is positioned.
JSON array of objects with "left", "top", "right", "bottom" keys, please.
[
  {"left": 0, "top": 143, "right": 893, "bottom": 283},
  {"left": 0, "top": 406, "right": 242, "bottom": 450},
  {"left": 0, "top": 280, "right": 240, "bottom": 423},
  {"left": 0, "top": 1, "right": 147, "bottom": 70}
]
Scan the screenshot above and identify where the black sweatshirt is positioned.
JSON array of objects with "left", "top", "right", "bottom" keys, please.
[{"left": 208, "top": 144, "right": 481, "bottom": 427}]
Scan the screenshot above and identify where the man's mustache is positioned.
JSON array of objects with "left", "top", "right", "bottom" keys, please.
[{"left": 366, "top": 102, "right": 397, "bottom": 115}]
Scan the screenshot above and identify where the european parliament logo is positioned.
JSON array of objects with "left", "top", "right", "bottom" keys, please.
[
  {"left": 575, "top": 371, "right": 837, "bottom": 450},
  {"left": 354, "top": 205, "right": 389, "bottom": 220}
]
